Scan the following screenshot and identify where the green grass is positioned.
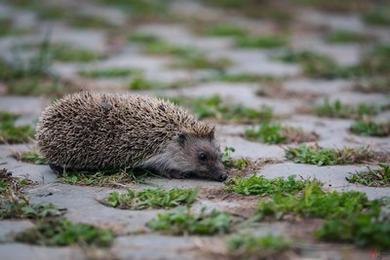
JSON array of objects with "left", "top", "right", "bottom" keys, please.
[
  {"left": 316, "top": 214, "right": 390, "bottom": 249},
  {"left": 359, "top": 44, "right": 390, "bottom": 76},
  {"left": 314, "top": 99, "right": 380, "bottom": 119},
  {"left": 285, "top": 145, "right": 380, "bottom": 166},
  {"left": 363, "top": 6, "right": 390, "bottom": 26},
  {"left": 275, "top": 49, "right": 359, "bottom": 79},
  {"left": 128, "top": 75, "right": 192, "bottom": 90},
  {"left": 354, "top": 77, "right": 390, "bottom": 93},
  {"left": 12, "top": 150, "right": 47, "bottom": 165},
  {"left": 0, "top": 168, "right": 62, "bottom": 220},
  {"left": 98, "top": 0, "right": 168, "bottom": 18},
  {"left": 211, "top": 73, "right": 278, "bottom": 83},
  {"left": 78, "top": 68, "right": 140, "bottom": 78},
  {"left": 256, "top": 182, "right": 390, "bottom": 249},
  {"left": 225, "top": 175, "right": 311, "bottom": 196},
  {"left": 325, "top": 30, "right": 371, "bottom": 43},
  {"left": 244, "top": 123, "right": 318, "bottom": 144},
  {"left": 49, "top": 43, "right": 102, "bottom": 62},
  {"left": 147, "top": 207, "right": 231, "bottom": 235},
  {"left": 170, "top": 53, "right": 231, "bottom": 71},
  {"left": 205, "top": 23, "right": 247, "bottom": 37},
  {"left": 101, "top": 188, "right": 197, "bottom": 209},
  {"left": 0, "top": 200, "right": 63, "bottom": 220},
  {"left": 0, "top": 111, "right": 34, "bottom": 144},
  {"left": 15, "top": 218, "right": 114, "bottom": 247},
  {"left": 227, "top": 234, "right": 291, "bottom": 258},
  {"left": 169, "top": 95, "right": 273, "bottom": 123},
  {"left": 235, "top": 35, "right": 287, "bottom": 49},
  {"left": 59, "top": 169, "right": 149, "bottom": 187},
  {"left": 350, "top": 120, "right": 390, "bottom": 137},
  {"left": 257, "top": 182, "right": 374, "bottom": 220},
  {"left": 128, "top": 33, "right": 231, "bottom": 70},
  {"left": 221, "top": 147, "right": 250, "bottom": 170},
  {"left": 67, "top": 14, "right": 116, "bottom": 29},
  {"left": 245, "top": 123, "right": 286, "bottom": 144},
  {"left": 346, "top": 164, "right": 390, "bottom": 187},
  {"left": 1, "top": 40, "right": 79, "bottom": 96},
  {"left": 0, "top": 17, "right": 13, "bottom": 36}
]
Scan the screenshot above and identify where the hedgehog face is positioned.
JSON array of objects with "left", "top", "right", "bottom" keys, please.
[{"left": 177, "top": 133, "right": 227, "bottom": 182}]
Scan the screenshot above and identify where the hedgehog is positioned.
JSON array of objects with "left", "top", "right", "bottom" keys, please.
[{"left": 36, "top": 92, "right": 228, "bottom": 181}]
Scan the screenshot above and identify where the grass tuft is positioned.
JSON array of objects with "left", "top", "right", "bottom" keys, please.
[
  {"left": 205, "top": 23, "right": 247, "bottom": 37},
  {"left": 49, "top": 43, "right": 102, "bottom": 62},
  {"left": 147, "top": 207, "right": 231, "bottom": 235},
  {"left": 221, "top": 147, "right": 250, "bottom": 170},
  {"left": 346, "top": 164, "right": 390, "bottom": 187},
  {"left": 363, "top": 6, "right": 390, "bottom": 26},
  {"left": 325, "top": 30, "right": 371, "bottom": 43},
  {"left": 256, "top": 181, "right": 390, "bottom": 249},
  {"left": 227, "top": 233, "right": 291, "bottom": 258},
  {"left": 15, "top": 218, "right": 114, "bottom": 247},
  {"left": 78, "top": 68, "right": 140, "bottom": 78},
  {"left": 12, "top": 149, "right": 47, "bottom": 165},
  {"left": 169, "top": 95, "right": 273, "bottom": 123},
  {"left": 235, "top": 35, "right": 287, "bottom": 49},
  {"left": 0, "top": 111, "right": 34, "bottom": 144},
  {"left": 101, "top": 188, "right": 197, "bottom": 209},
  {"left": 244, "top": 123, "right": 318, "bottom": 144},
  {"left": 350, "top": 120, "right": 390, "bottom": 137},
  {"left": 285, "top": 144, "right": 383, "bottom": 166},
  {"left": 225, "top": 175, "right": 312, "bottom": 196},
  {"left": 59, "top": 169, "right": 150, "bottom": 187},
  {"left": 314, "top": 99, "right": 380, "bottom": 119}
]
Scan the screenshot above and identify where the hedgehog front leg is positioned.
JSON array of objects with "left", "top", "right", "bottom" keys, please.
[{"left": 162, "top": 169, "right": 190, "bottom": 179}]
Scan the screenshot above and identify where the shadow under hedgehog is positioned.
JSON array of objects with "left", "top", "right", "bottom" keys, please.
[{"left": 36, "top": 92, "right": 228, "bottom": 182}]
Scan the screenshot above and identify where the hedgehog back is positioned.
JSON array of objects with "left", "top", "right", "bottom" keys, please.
[{"left": 36, "top": 92, "right": 213, "bottom": 170}]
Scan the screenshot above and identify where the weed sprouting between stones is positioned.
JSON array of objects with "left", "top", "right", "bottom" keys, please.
[
  {"left": 325, "top": 30, "right": 371, "bottom": 44},
  {"left": 12, "top": 149, "right": 48, "bottom": 165},
  {"left": 314, "top": 99, "right": 381, "bottom": 119},
  {"left": 235, "top": 35, "right": 287, "bottom": 49},
  {"left": 221, "top": 147, "right": 250, "bottom": 170},
  {"left": 0, "top": 111, "right": 34, "bottom": 144},
  {"left": 49, "top": 43, "right": 102, "bottom": 62},
  {"left": 205, "top": 23, "right": 248, "bottom": 37},
  {"left": 346, "top": 164, "right": 390, "bottom": 187},
  {"left": 363, "top": 6, "right": 390, "bottom": 26},
  {"left": 285, "top": 144, "right": 386, "bottom": 166},
  {"left": 244, "top": 123, "right": 318, "bottom": 144},
  {"left": 101, "top": 188, "right": 198, "bottom": 209},
  {"left": 225, "top": 175, "right": 313, "bottom": 196},
  {"left": 128, "top": 33, "right": 231, "bottom": 70},
  {"left": 15, "top": 218, "right": 114, "bottom": 247},
  {"left": 1, "top": 40, "right": 79, "bottom": 96},
  {"left": 146, "top": 207, "right": 232, "bottom": 235},
  {"left": 211, "top": 73, "right": 279, "bottom": 83},
  {"left": 226, "top": 233, "right": 292, "bottom": 259},
  {"left": 59, "top": 168, "right": 151, "bottom": 187},
  {"left": 350, "top": 120, "right": 390, "bottom": 137},
  {"left": 78, "top": 67, "right": 141, "bottom": 78},
  {"left": 169, "top": 95, "right": 273, "bottom": 123},
  {"left": 256, "top": 182, "right": 390, "bottom": 249},
  {"left": 354, "top": 77, "right": 390, "bottom": 93},
  {"left": 0, "top": 168, "right": 63, "bottom": 220}
]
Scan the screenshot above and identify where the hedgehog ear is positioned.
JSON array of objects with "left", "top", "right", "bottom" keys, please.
[
  {"left": 208, "top": 127, "right": 215, "bottom": 140},
  {"left": 177, "top": 132, "right": 187, "bottom": 146}
]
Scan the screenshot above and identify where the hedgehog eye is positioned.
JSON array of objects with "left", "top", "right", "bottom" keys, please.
[{"left": 198, "top": 152, "right": 207, "bottom": 162}]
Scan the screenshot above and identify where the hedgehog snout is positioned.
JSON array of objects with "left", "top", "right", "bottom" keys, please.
[{"left": 217, "top": 173, "right": 228, "bottom": 182}]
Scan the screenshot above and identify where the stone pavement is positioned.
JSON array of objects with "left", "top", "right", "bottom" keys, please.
[{"left": 0, "top": 0, "right": 389, "bottom": 259}]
